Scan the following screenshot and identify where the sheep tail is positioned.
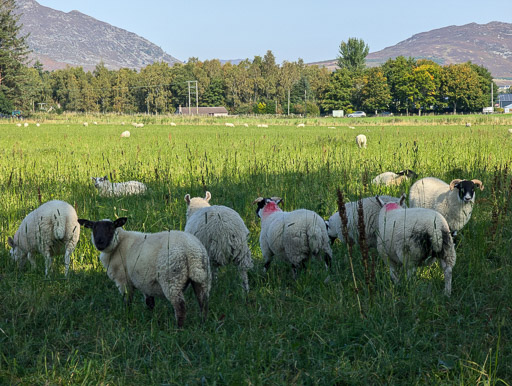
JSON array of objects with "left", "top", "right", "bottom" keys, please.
[{"left": 53, "top": 208, "right": 67, "bottom": 240}]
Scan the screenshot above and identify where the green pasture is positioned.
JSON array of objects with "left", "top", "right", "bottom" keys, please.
[{"left": 0, "top": 117, "right": 511, "bottom": 384}]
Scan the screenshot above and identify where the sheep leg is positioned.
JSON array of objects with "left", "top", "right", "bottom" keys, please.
[
  {"left": 63, "top": 248, "right": 72, "bottom": 276},
  {"left": 323, "top": 250, "right": 332, "bottom": 270},
  {"left": 191, "top": 281, "right": 209, "bottom": 323},
  {"left": 145, "top": 295, "right": 155, "bottom": 310},
  {"left": 27, "top": 252, "right": 36, "bottom": 269},
  {"left": 171, "top": 294, "right": 187, "bottom": 328},
  {"left": 239, "top": 269, "right": 249, "bottom": 292},
  {"left": 440, "top": 260, "right": 452, "bottom": 296},
  {"left": 43, "top": 250, "right": 53, "bottom": 277}
]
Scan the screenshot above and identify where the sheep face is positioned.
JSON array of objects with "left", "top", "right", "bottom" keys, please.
[
  {"left": 397, "top": 169, "right": 418, "bottom": 179},
  {"left": 92, "top": 176, "right": 108, "bottom": 188},
  {"left": 78, "top": 218, "right": 127, "bottom": 252},
  {"left": 252, "top": 197, "right": 282, "bottom": 218},
  {"left": 450, "top": 180, "right": 484, "bottom": 203}
]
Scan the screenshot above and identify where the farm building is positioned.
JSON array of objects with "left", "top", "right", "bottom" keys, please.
[
  {"left": 176, "top": 106, "right": 228, "bottom": 116},
  {"left": 498, "top": 94, "right": 512, "bottom": 108}
]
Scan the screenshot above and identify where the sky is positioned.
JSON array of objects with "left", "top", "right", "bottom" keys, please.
[{"left": 36, "top": 0, "right": 512, "bottom": 64}]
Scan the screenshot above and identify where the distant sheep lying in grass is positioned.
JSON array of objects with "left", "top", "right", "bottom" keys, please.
[
  {"left": 372, "top": 169, "right": 418, "bottom": 186},
  {"left": 254, "top": 197, "right": 332, "bottom": 278},
  {"left": 409, "top": 177, "right": 483, "bottom": 236},
  {"left": 356, "top": 134, "right": 367, "bottom": 148},
  {"left": 297, "top": 123, "right": 305, "bottom": 127},
  {"left": 184, "top": 191, "right": 253, "bottom": 291},
  {"left": 91, "top": 176, "right": 147, "bottom": 197},
  {"left": 376, "top": 196, "right": 456, "bottom": 296},
  {"left": 225, "top": 123, "right": 235, "bottom": 127},
  {"left": 78, "top": 217, "right": 211, "bottom": 327},
  {"left": 120, "top": 130, "right": 130, "bottom": 138},
  {"left": 83, "top": 122, "right": 88, "bottom": 127},
  {"left": 8, "top": 200, "right": 80, "bottom": 276}
]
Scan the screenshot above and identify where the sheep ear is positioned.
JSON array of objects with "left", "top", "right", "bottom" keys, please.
[
  {"left": 7, "top": 236, "right": 15, "bottom": 248},
  {"left": 375, "top": 195, "right": 384, "bottom": 207},
  {"left": 114, "top": 218, "right": 127, "bottom": 228},
  {"left": 270, "top": 197, "right": 282, "bottom": 205},
  {"left": 399, "top": 193, "right": 407, "bottom": 207},
  {"left": 184, "top": 194, "right": 191, "bottom": 204},
  {"left": 472, "top": 179, "right": 484, "bottom": 191},
  {"left": 252, "top": 197, "right": 264, "bottom": 205},
  {"left": 78, "top": 219, "right": 94, "bottom": 228},
  {"left": 449, "top": 179, "right": 463, "bottom": 190},
  {"left": 103, "top": 175, "right": 108, "bottom": 180},
  {"left": 205, "top": 191, "right": 211, "bottom": 202},
  {"left": 396, "top": 170, "right": 406, "bottom": 176}
]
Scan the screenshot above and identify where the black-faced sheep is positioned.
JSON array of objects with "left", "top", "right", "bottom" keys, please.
[
  {"left": 184, "top": 192, "right": 253, "bottom": 291},
  {"left": 8, "top": 200, "right": 80, "bottom": 276},
  {"left": 253, "top": 197, "right": 332, "bottom": 277},
  {"left": 78, "top": 217, "right": 211, "bottom": 328},
  {"left": 408, "top": 177, "right": 484, "bottom": 236},
  {"left": 376, "top": 197, "right": 456, "bottom": 296}
]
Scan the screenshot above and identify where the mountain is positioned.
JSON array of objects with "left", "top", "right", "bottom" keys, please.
[
  {"left": 312, "top": 22, "right": 512, "bottom": 80},
  {"left": 15, "top": 0, "right": 181, "bottom": 71}
]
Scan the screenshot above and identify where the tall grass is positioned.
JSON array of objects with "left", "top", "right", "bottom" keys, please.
[{"left": 0, "top": 118, "right": 511, "bottom": 384}]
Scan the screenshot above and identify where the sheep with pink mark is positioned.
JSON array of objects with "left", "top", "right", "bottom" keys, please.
[
  {"left": 253, "top": 197, "right": 332, "bottom": 277},
  {"left": 375, "top": 196, "right": 456, "bottom": 296}
]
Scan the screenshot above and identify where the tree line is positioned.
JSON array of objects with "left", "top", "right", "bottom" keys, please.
[{"left": 0, "top": 1, "right": 496, "bottom": 116}]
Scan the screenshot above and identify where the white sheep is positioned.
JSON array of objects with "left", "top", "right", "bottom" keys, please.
[
  {"left": 184, "top": 192, "right": 253, "bottom": 291},
  {"left": 225, "top": 123, "right": 235, "bottom": 127},
  {"left": 376, "top": 197, "right": 456, "bottom": 295},
  {"left": 253, "top": 197, "right": 332, "bottom": 277},
  {"left": 327, "top": 194, "right": 406, "bottom": 248},
  {"left": 78, "top": 217, "right": 211, "bottom": 327},
  {"left": 355, "top": 134, "right": 367, "bottom": 148},
  {"left": 83, "top": 122, "right": 88, "bottom": 127},
  {"left": 257, "top": 124, "right": 268, "bottom": 128},
  {"left": 372, "top": 169, "right": 418, "bottom": 186},
  {"left": 36, "top": 123, "right": 40, "bottom": 127},
  {"left": 508, "top": 128, "right": 512, "bottom": 134},
  {"left": 93, "top": 121, "right": 98, "bottom": 125},
  {"left": 91, "top": 176, "right": 147, "bottom": 197},
  {"left": 170, "top": 122, "right": 177, "bottom": 126},
  {"left": 120, "top": 130, "right": 131, "bottom": 138},
  {"left": 297, "top": 123, "right": 305, "bottom": 127},
  {"left": 8, "top": 200, "right": 80, "bottom": 276},
  {"left": 24, "top": 122, "right": 29, "bottom": 127},
  {"left": 243, "top": 123, "right": 249, "bottom": 127},
  {"left": 349, "top": 126, "right": 355, "bottom": 129},
  {"left": 16, "top": 123, "right": 21, "bottom": 127},
  {"left": 408, "top": 177, "right": 484, "bottom": 236}
]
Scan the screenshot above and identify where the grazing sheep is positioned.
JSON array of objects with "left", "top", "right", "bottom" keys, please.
[
  {"left": 409, "top": 177, "right": 484, "bottom": 236},
  {"left": 91, "top": 176, "right": 147, "bottom": 197},
  {"left": 253, "top": 197, "right": 332, "bottom": 277},
  {"left": 297, "top": 123, "right": 305, "bottom": 127},
  {"left": 508, "top": 128, "right": 512, "bottom": 134},
  {"left": 36, "top": 123, "right": 40, "bottom": 127},
  {"left": 121, "top": 122, "right": 126, "bottom": 125},
  {"left": 78, "top": 218, "right": 211, "bottom": 327},
  {"left": 372, "top": 169, "right": 418, "bottom": 186},
  {"left": 132, "top": 122, "right": 144, "bottom": 128},
  {"left": 23, "top": 122, "right": 29, "bottom": 127},
  {"left": 243, "top": 123, "right": 249, "bottom": 128},
  {"left": 257, "top": 124, "right": 268, "bottom": 128},
  {"left": 349, "top": 126, "right": 355, "bottom": 129},
  {"left": 355, "top": 134, "right": 367, "bottom": 148},
  {"left": 8, "top": 200, "right": 80, "bottom": 276},
  {"left": 93, "top": 121, "right": 98, "bottom": 125},
  {"left": 225, "top": 123, "right": 235, "bottom": 127},
  {"left": 184, "top": 192, "right": 253, "bottom": 291},
  {"left": 83, "top": 122, "right": 88, "bottom": 127},
  {"left": 170, "top": 122, "right": 177, "bottom": 126},
  {"left": 120, "top": 130, "right": 131, "bottom": 138},
  {"left": 465, "top": 122, "right": 471, "bottom": 127},
  {"left": 376, "top": 197, "right": 456, "bottom": 296},
  {"left": 16, "top": 123, "right": 21, "bottom": 127},
  {"left": 328, "top": 194, "right": 406, "bottom": 248}
]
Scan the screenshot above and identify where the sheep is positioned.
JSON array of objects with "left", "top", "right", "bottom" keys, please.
[
  {"left": 8, "top": 200, "right": 80, "bottom": 276},
  {"left": 408, "top": 177, "right": 484, "bottom": 236},
  {"left": 327, "top": 194, "right": 406, "bottom": 248},
  {"left": 243, "top": 123, "right": 249, "bottom": 128},
  {"left": 16, "top": 123, "right": 21, "bottom": 127},
  {"left": 120, "top": 130, "right": 131, "bottom": 138},
  {"left": 225, "top": 123, "right": 235, "bottom": 127},
  {"left": 348, "top": 126, "right": 355, "bottom": 129},
  {"left": 375, "top": 196, "right": 456, "bottom": 296},
  {"left": 257, "top": 124, "right": 268, "bottom": 128},
  {"left": 78, "top": 217, "right": 211, "bottom": 327},
  {"left": 297, "top": 123, "right": 305, "bottom": 127},
  {"left": 508, "top": 128, "right": 512, "bottom": 134},
  {"left": 93, "top": 121, "right": 98, "bottom": 125},
  {"left": 170, "top": 122, "right": 177, "bottom": 126},
  {"left": 465, "top": 122, "right": 471, "bottom": 127},
  {"left": 83, "top": 122, "right": 88, "bottom": 127},
  {"left": 91, "top": 176, "right": 147, "bottom": 197},
  {"left": 24, "top": 122, "right": 29, "bottom": 127},
  {"left": 131, "top": 122, "right": 144, "bottom": 128},
  {"left": 36, "top": 123, "right": 40, "bottom": 127},
  {"left": 253, "top": 197, "right": 332, "bottom": 277},
  {"left": 184, "top": 192, "right": 253, "bottom": 291},
  {"left": 121, "top": 122, "right": 126, "bottom": 125},
  {"left": 355, "top": 134, "right": 367, "bottom": 148},
  {"left": 371, "top": 169, "right": 418, "bottom": 186}
]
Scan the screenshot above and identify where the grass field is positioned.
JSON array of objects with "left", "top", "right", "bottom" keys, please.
[{"left": 1, "top": 115, "right": 511, "bottom": 384}]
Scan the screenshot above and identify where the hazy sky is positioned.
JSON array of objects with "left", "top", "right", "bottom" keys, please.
[{"left": 36, "top": 0, "right": 511, "bottom": 64}]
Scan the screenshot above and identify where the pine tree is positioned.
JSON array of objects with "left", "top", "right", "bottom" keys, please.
[{"left": 0, "top": 0, "right": 31, "bottom": 109}]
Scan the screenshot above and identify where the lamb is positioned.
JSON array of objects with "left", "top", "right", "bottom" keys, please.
[
  {"left": 253, "top": 197, "right": 332, "bottom": 277},
  {"left": 78, "top": 217, "right": 211, "bottom": 327},
  {"left": 120, "top": 130, "right": 131, "bottom": 138},
  {"left": 225, "top": 123, "right": 235, "bottom": 127},
  {"left": 371, "top": 169, "right": 418, "bottom": 186},
  {"left": 408, "top": 177, "right": 484, "bottom": 236},
  {"left": 8, "top": 200, "right": 80, "bottom": 276},
  {"left": 91, "top": 176, "right": 147, "bottom": 197},
  {"left": 327, "top": 194, "right": 406, "bottom": 248},
  {"left": 24, "top": 122, "right": 29, "bottom": 127},
  {"left": 184, "top": 192, "right": 253, "bottom": 291},
  {"left": 36, "top": 123, "right": 40, "bottom": 127},
  {"left": 375, "top": 196, "right": 456, "bottom": 295},
  {"left": 355, "top": 134, "right": 367, "bottom": 148}
]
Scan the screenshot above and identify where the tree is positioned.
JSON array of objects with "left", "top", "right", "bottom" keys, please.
[
  {"left": 337, "top": 38, "right": 369, "bottom": 73},
  {"left": 360, "top": 67, "right": 391, "bottom": 114},
  {"left": 382, "top": 56, "right": 416, "bottom": 114},
  {"left": 407, "top": 60, "right": 442, "bottom": 115},
  {"left": 320, "top": 68, "right": 353, "bottom": 113},
  {"left": 0, "top": 0, "right": 30, "bottom": 109},
  {"left": 278, "top": 61, "right": 300, "bottom": 115},
  {"left": 441, "top": 63, "right": 482, "bottom": 113}
]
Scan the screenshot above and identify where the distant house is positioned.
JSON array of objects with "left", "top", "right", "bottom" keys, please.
[
  {"left": 176, "top": 106, "right": 228, "bottom": 116},
  {"left": 498, "top": 94, "right": 512, "bottom": 108}
]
